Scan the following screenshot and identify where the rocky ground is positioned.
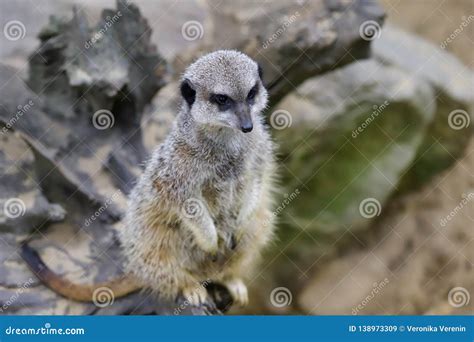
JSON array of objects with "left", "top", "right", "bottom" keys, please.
[{"left": 298, "top": 0, "right": 474, "bottom": 316}]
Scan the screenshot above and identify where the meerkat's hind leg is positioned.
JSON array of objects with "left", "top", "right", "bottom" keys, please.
[{"left": 222, "top": 278, "right": 248, "bottom": 307}]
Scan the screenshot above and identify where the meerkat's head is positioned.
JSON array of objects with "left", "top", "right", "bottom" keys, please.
[{"left": 180, "top": 50, "right": 267, "bottom": 134}]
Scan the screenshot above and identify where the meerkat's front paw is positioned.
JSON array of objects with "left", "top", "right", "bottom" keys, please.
[
  {"left": 193, "top": 232, "right": 218, "bottom": 258},
  {"left": 182, "top": 285, "right": 208, "bottom": 306},
  {"left": 224, "top": 278, "right": 248, "bottom": 307}
]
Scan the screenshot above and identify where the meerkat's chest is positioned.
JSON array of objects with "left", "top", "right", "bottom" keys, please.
[
  {"left": 201, "top": 151, "right": 266, "bottom": 226},
  {"left": 202, "top": 171, "right": 260, "bottom": 223},
  {"left": 202, "top": 177, "right": 244, "bottom": 211}
]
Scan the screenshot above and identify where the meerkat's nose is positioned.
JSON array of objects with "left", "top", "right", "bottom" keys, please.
[
  {"left": 241, "top": 123, "right": 253, "bottom": 133},
  {"left": 236, "top": 103, "right": 253, "bottom": 133}
]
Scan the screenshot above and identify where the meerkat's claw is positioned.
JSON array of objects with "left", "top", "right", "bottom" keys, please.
[
  {"left": 182, "top": 285, "right": 208, "bottom": 307},
  {"left": 229, "top": 234, "right": 237, "bottom": 250},
  {"left": 224, "top": 278, "right": 248, "bottom": 307},
  {"left": 222, "top": 233, "right": 237, "bottom": 250}
]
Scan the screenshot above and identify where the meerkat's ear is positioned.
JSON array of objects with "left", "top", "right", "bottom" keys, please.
[
  {"left": 180, "top": 78, "right": 196, "bottom": 107},
  {"left": 258, "top": 64, "right": 263, "bottom": 80}
]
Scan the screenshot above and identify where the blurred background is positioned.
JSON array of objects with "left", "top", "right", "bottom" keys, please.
[{"left": 0, "top": 0, "right": 472, "bottom": 315}]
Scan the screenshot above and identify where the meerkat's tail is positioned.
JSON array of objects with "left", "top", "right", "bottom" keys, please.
[{"left": 20, "top": 241, "right": 141, "bottom": 302}]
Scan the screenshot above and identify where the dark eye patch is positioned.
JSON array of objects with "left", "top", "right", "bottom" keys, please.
[
  {"left": 247, "top": 83, "right": 259, "bottom": 103},
  {"left": 180, "top": 79, "right": 196, "bottom": 107}
]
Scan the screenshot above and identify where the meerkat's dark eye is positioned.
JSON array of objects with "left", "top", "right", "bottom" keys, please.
[
  {"left": 247, "top": 84, "right": 259, "bottom": 102},
  {"left": 210, "top": 94, "right": 233, "bottom": 110},
  {"left": 214, "top": 94, "right": 229, "bottom": 105}
]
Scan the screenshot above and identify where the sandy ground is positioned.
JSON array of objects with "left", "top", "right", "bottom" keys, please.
[{"left": 381, "top": 0, "right": 473, "bottom": 68}]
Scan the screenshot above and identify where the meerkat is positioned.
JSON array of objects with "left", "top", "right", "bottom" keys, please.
[{"left": 21, "top": 50, "right": 276, "bottom": 308}]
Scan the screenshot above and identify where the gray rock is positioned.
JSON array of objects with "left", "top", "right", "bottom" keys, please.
[
  {"left": 0, "top": 0, "right": 170, "bottom": 218},
  {"left": 258, "top": 26, "right": 473, "bottom": 299},
  {"left": 372, "top": 25, "right": 474, "bottom": 190},
  {"left": 0, "top": 132, "right": 65, "bottom": 234},
  {"left": 265, "top": 59, "right": 435, "bottom": 285},
  {"left": 0, "top": 0, "right": 208, "bottom": 65},
  {"left": 175, "top": 0, "right": 386, "bottom": 106}
]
